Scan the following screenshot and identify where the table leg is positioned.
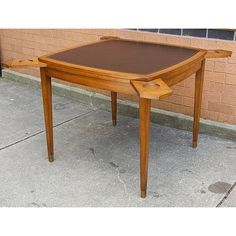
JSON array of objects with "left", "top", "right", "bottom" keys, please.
[
  {"left": 40, "top": 68, "right": 54, "bottom": 162},
  {"left": 111, "top": 91, "right": 117, "bottom": 126},
  {"left": 192, "top": 60, "right": 205, "bottom": 148},
  {"left": 139, "top": 98, "right": 151, "bottom": 198}
]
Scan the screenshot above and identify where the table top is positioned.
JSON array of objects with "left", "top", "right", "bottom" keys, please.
[{"left": 47, "top": 39, "right": 199, "bottom": 75}]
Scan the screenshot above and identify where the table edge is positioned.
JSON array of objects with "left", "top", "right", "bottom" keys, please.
[{"left": 38, "top": 39, "right": 206, "bottom": 81}]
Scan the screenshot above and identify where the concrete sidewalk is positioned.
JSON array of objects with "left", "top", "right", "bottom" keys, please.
[{"left": 0, "top": 78, "right": 236, "bottom": 207}]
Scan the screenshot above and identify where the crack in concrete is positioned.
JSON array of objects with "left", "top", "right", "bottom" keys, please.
[
  {"left": 0, "top": 109, "right": 96, "bottom": 151},
  {"left": 216, "top": 181, "right": 236, "bottom": 207},
  {"left": 115, "top": 166, "right": 131, "bottom": 202},
  {"left": 89, "top": 149, "right": 131, "bottom": 201}
]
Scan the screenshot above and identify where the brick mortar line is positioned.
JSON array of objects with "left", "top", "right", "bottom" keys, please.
[
  {"left": 216, "top": 181, "right": 236, "bottom": 207},
  {"left": 0, "top": 109, "right": 95, "bottom": 152}
]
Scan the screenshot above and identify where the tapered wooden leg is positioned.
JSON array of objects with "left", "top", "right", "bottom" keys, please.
[
  {"left": 111, "top": 91, "right": 117, "bottom": 126},
  {"left": 139, "top": 98, "right": 151, "bottom": 198},
  {"left": 192, "top": 60, "right": 205, "bottom": 148},
  {"left": 40, "top": 68, "right": 54, "bottom": 162}
]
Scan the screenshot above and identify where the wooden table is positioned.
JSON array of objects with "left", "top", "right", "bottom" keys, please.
[{"left": 3, "top": 37, "right": 231, "bottom": 198}]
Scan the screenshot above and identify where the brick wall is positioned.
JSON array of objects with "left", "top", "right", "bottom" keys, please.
[{"left": 0, "top": 29, "right": 236, "bottom": 125}]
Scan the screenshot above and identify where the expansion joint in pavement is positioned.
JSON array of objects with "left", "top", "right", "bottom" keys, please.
[
  {"left": 0, "top": 109, "right": 96, "bottom": 152},
  {"left": 216, "top": 181, "right": 236, "bottom": 207}
]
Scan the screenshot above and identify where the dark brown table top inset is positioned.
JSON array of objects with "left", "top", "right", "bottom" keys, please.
[{"left": 48, "top": 39, "right": 199, "bottom": 74}]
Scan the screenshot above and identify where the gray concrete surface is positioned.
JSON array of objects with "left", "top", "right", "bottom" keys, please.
[{"left": 0, "top": 78, "right": 236, "bottom": 207}]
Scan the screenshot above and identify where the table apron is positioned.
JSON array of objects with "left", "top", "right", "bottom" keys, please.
[
  {"left": 45, "top": 68, "right": 137, "bottom": 95},
  {"left": 160, "top": 59, "right": 202, "bottom": 87}
]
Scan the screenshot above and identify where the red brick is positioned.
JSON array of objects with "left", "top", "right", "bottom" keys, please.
[
  {"left": 226, "top": 63, "right": 236, "bottom": 75},
  {"left": 22, "top": 47, "right": 35, "bottom": 56},
  {"left": 208, "top": 82, "right": 225, "bottom": 93},
  {"left": 31, "top": 35, "right": 46, "bottom": 44},
  {"left": 166, "top": 35, "right": 191, "bottom": 47},
  {"left": 157, "top": 101, "right": 173, "bottom": 111},
  {"left": 23, "top": 40, "right": 41, "bottom": 49},
  {"left": 141, "top": 32, "right": 167, "bottom": 43},
  {"left": 218, "top": 113, "right": 236, "bottom": 124},
  {"left": 200, "top": 95, "right": 208, "bottom": 110},
  {"left": 183, "top": 87, "right": 195, "bottom": 98},
  {"left": 172, "top": 86, "right": 184, "bottom": 96},
  {"left": 185, "top": 78, "right": 195, "bottom": 88},
  {"left": 225, "top": 74, "right": 236, "bottom": 85},
  {"left": 203, "top": 81, "right": 211, "bottom": 92},
  {"left": 222, "top": 95, "right": 236, "bottom": 107},
  {"left": 190, "top": 37, "right": 217, "bottom": 50},
  {"left": 216, "top": 40, "right": 236, "bottom": 51},
  {"left": 228, "top": 58, "right": 236, "bottom": 64},
  {"left": 205, "top": 60, "right": 214, "bottom": 72},
  {"left": 10, "top": 44, "right": 23, "bottom": 53},
  {"left": 214, "top": 61, "right": 226, "bottom": 73},
  {"left": 201, "top": 110, "right": 219, "bottom": 121},
  {"left": 171, "top": 104, "right": 185, "bottom": 114},
  {"left": 211, "top": 57, "right": 227, "bottom": 63},
  {"left": 183, "top": 106, "right": 193, "bottom": 116},
  {"left": 202, "top": 91, "right": 221, "bottom": 104},
  {"left": 205, "top": 71, "right": 225, "bottom": 83},
  {"left": 164, "top": 95, "right": 183, "bottom": 105},
  {"left": 222, "top": 84, "right": 236, "bottom": 97},
  {"left": 183, "top": 97, "right": 194, "bottom": 107},
  {"left": 208, "top": 101, "right": 235, "bottom": 115}
]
